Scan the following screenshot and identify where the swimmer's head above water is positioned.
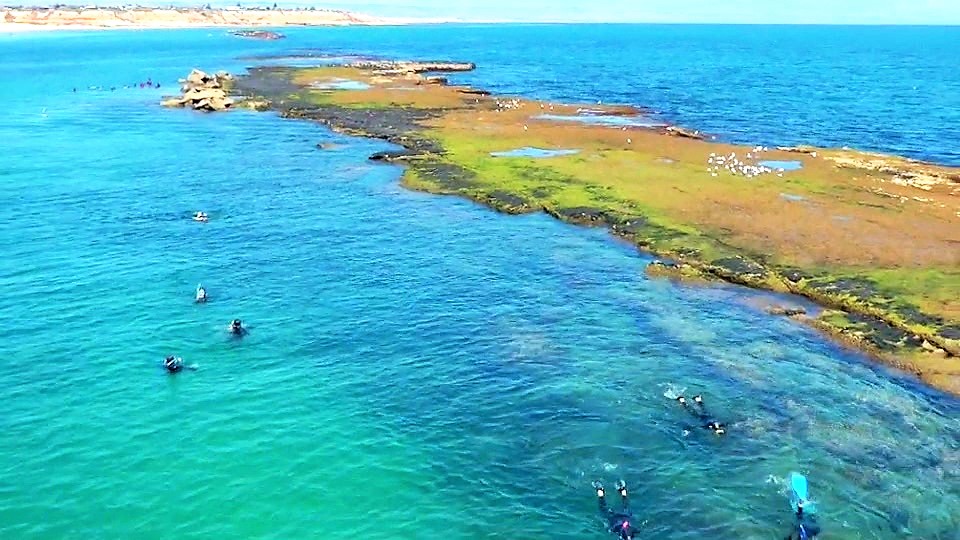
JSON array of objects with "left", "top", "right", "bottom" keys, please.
[
  {"left": 163, "top": 355, "right": 183, "bottom": 373},
  {"left": 229, "top": 319, "right": 245, "bottom": 334},
  {"left": 706, "top": 421, "right": 726, "bottom": 435}
]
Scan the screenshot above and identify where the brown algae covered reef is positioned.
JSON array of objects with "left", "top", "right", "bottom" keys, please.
[{"left": 218, "top": 59, "right": 960, "bottom": 395}]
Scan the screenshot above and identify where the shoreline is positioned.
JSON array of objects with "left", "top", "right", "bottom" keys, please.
[
  {"left": 0, "top": 23, "right": 413, "bottom": 33},
  {"left": 0, "top": 7, "right": 433, "bottom": 32},
  {"left": 172, "top": 61, "right": 959, "bottom": 395}
]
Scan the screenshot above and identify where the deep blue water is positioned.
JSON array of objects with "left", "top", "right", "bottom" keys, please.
[
  {"left": 1, "top": 25, "right": 958, "bottom": 540},
  {"left": 276, "top": 24, "right": 960, "bottom": 165}
]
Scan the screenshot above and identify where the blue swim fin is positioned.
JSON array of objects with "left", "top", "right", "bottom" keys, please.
[{"left": 789, "top": 472, "right": 814, "bottom": 515}]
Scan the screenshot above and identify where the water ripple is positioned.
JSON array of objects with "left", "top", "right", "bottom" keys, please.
[{"left": 0, "top": 27, "right": 958, "bottom": 540}]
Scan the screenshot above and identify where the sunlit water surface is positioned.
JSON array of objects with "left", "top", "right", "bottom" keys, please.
[{"left": 0, "top": 26, "right": 958, "bottom": 540}]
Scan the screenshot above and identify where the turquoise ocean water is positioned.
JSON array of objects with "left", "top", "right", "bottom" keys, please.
[{"left": 0, "top": 26, "right": 958, "bottom": 539}]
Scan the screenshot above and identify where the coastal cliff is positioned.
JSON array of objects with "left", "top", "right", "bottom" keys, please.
[
  {"left": 174, "top": 61, "right": 960, "bottom": 395},
  {"left": 0, "top": 6, "right": 410, "bottom": 31}
]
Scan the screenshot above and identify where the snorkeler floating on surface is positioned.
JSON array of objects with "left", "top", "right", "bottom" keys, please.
[
  {"left": 229, "top": 319, "right": 248, "bottom": 337},
  {"left": 163, "top": 355, "right": 184, "bottom": 373},
  {"left": 195, "top": 284, "right": 208, "bottom": 303},
  {"left": 785, "top": 472, "right": 821, "bottom": 540},
  {"left": 676, "top": 394, "right": 726, "bottom": 435},
  {"left": 593, "top": 480, "right": 639, "bottom": 540},
  {"left": 163, "top": 355, "right": 199, "bottom": 373}
]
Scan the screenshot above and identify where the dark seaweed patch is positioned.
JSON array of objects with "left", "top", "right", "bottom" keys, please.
[
  {"left": 781, "top": 268, "right": 815, "bottom": 283},
  {"left": 712, "top": 257, "right": 767, "bottom": 277},
  {"left": 846, "top": 313, "right": 913, "bottom": 352},
  {"left": 412, "top": 160, "right": 478, "bottom": 191},
  {"left": 808, "top": 277, "right": 879, "bottom": 301},
  {"left": 529, "top": 186, "right": 557, "bottom": 199},
  {"left": 483, "top": 191, "right": 532, "bottom": 213},
  {"left": 550, "top": 206, "right": 611, "bottom": 225},
  {"left": 610, "top": 216, "right": 649, "bottom": 236},
  {"left": 939, "top": 325, "right": 960, "bottom": 340},
  {"left": 893, "top": 304, "right": 944, "bottom": 328}
]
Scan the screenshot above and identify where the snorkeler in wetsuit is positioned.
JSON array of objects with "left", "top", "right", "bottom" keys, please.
[
  {"left": 229, "top": 319, "right": 247, "bottom": 336},
  {"left": 593, "top": 480, "right": 639, "bottom": 540},
  {"left": 784, "top": 476, "right": 822, "bottom": 540},
  {"left": 676, "top": 394, "right": 726, "bottom": 435},
  {"left": 785, "top": 500, "right": 821, "bottom": 539},
  {"left": 195, "top": 284, "right": 208, "bottom": 303},
  {"left": 164, "top": 355, "right": 184, "bottom": 373}
]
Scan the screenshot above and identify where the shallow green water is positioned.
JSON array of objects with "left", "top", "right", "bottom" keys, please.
[{"left": 0, "top": 28, "right": 958, "bottom": 540}]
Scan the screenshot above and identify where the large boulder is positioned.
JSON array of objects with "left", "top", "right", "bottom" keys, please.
[
  {"left": 163, "top": 69, "right": 234, "bottom": 112},
  {"left": 665, "top": 126, "right": 704, "bottom": 139},
  {"left": 184, "top": 68, "right": 208, "bottom": 88}
]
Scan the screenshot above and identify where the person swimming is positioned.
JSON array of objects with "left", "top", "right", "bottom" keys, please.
[
  {"left": 785, "top": 473, "right": 821, "bottom": 539},
  {"left": 785, "top": 500, "right": 822, "bottom": 540},
  {"left": 193, "top": 211, "right": 209, "bottom": 222},
  {"left": 593, "top": 480, "right": 639, "bottom": 540},
  {"left": 229, "top": 319, "right": 247, "bottom": 336},
  {"left": 163, "top": 355, "right": 184, "bottom": 373},
  {"left": 676, "top": 394, "right": 726, "bottom": 435},
  {"left": 195, "top": 284, "right": 208, "bottom": 303}
]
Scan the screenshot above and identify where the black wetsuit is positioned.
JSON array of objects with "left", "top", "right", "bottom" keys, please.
[
  {"left": 598, "top": 487, "right": 639, "bottom": 540},
  {"left": 230, "top": 322, "right": 247, "bottom": 336},
  {"left": 786, "top": 509, "right": 821, "bottom": 540},
  {"left": 164, "top": 357, "right": 183, "bottom": 373},
  {"left": 679, "top": 398, "right": 725, "bottom": 433}
]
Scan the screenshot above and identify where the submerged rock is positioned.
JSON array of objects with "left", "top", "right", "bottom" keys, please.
[
  {"left": 766, "top": 305, "right": 808, "bottom": 317},
  {"left": 230, "top": 30, "right": 285, "bottom": 40}
]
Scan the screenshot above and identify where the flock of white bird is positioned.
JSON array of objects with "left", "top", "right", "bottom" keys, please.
[
  {"left": 495, "top": 98, "right": 523, "bottom": 110},
  {"left": 707, "top": 146, "right": 784, "bottom": 178},
  {"left": 489, "top": 101, "right": 800, "bottom": 176}
]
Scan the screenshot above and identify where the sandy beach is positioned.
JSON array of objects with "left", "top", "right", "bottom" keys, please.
[{"left": 0, "top": 7, "right": 421, "bottom": 31}]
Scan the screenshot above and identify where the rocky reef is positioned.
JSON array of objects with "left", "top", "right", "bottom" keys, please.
[
  {"left": 664, "top": 126, "right": 704, "bottom": 139},
  {"left": 161, "top": 69, "right": 234, "bottom": 112},
  {"left": 217, "top": 61, "right": 960, "bottom": 395},
  {"left": 231, "top": 30, "right": 285, "bottom": 40},
  {"left": 347, "top": 60, "right": 476, "bottom": 74}
]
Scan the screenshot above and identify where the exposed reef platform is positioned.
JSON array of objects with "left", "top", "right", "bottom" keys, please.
[{"left": 197, "top": 59, "right": 959, "bottom": 394}]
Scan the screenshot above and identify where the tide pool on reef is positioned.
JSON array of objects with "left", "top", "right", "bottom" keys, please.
[
  {"left": 0, "top": 26, "right": 958, "bottom": 540},
  {"left": 491, "top": 146, "right": 581, "bottom": 158}
]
